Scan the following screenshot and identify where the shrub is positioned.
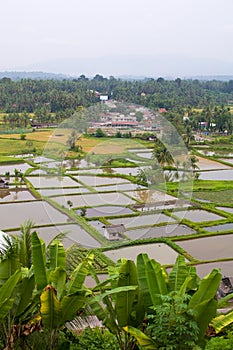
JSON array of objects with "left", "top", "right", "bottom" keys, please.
[
  {"left": 205, "top": 333, "right": 233, "bottom": 350},
  {"left": 20, "top": 133, "right": 26, "bottom": 140},
  {"left": 68, "top": 327, "right": 119, "bottom": 350}
]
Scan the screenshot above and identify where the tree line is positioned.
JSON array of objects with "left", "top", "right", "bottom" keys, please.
[{"left": 1, "top": 75, "right": 233, "bottom": 114}]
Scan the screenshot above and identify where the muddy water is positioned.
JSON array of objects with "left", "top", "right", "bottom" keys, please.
[
  {"left": 77, "top": 205, "right": 134, "bottom": 218},
  {"left": 38, "top": 187, "right": 90, "bottom": 197},
  {"left": 0, "top": 189, "right": 36, "bottom": 202},
  {"left": 0, "top": 201, "right": 71, "bottom": 230},
  {"left": 177, "top": 234, "right": 233, "bottom": 261},
  {"left": 173, "top": 209, "right": 223, "bottom": 222},
  {"left": 0, "top": 163, "right": 31, "bottom": 174},
  {"left": 203, "top": 223, "right": 233, "bottom": 232},
  {"left": 93, "top": 183, "right": 146, "bottom": 192},
  {"left": 199, "top": 170, "right": 233, "bottom": 180},
  {"left": 36, "top": 224, "right": 101, "bottom": 248},
  {"left": 216, "top": 207, "right": 233, "bottom": 214},
  {"left": 52, "top": 192, "right": 136, "bottom": 207},
  {"left": 104, "top": 243, "right": 178, "bottom": 264},
  {"left": 27, "top": 176, "right": 80, "bottom": 188},
  {"left": 109, "top": 213, "right": 175, "bottom": 228},
  {"left": 74, "top": 175, "right": 129, "bottom": 186},
  {"left": 126, "top": 224, "right": 195, "bottom": 240},
  {"left": 11, "top": 223, "right": 100, "bottom": 248}
]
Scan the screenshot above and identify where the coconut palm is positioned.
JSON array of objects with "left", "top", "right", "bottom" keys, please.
[{"left": 153, "top": 144, "right": 174, "bottom": 167}]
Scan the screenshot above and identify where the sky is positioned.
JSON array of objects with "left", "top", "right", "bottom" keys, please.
[{"left": 1, "top": 0, "right": 233, "bottom": 77}]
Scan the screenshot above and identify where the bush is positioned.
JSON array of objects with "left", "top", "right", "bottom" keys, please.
[
  {"left": 205, "top": 333, "right": 233, "bottom": 350},
  {"left": 67, "top": 327, "right": 119, "bottom": 350},
  {"left": 20, "top": 133, "right": 26, "bottom": 140}
]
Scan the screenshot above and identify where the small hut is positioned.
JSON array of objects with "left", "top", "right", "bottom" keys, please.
[
  {"left": 0, "top": 178, "right": 9, "bottom": 188},
  {"left": 104, "top": 224, "right": 125, "bottom": 241}
]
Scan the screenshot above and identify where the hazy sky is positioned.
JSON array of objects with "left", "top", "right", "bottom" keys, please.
[{"left": 1, "top": 0, "right": 233, "bottom": 76}]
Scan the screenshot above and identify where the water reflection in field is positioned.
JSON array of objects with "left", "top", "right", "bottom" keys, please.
[
  {"left": 177, "top": 234, "right": 233, "bottom": 261},
  {"left": 104, "top": 243, "right": 178, "bottom": 264},
  {"left": 0, "top": 189, "right": 36, "bottom": 202},
  {"left": 126, "top": 224, "right": 195, "bottom": 239},
  {"left": 0, "top": 163, "right": 31, "bottom": 174},
  {"left": 27, "top": 176, "right": 80, "bottom": 188},
  {"left": 109, "top": 213, "right": 175, "bottom": 228},
  {"left": 52, "top": 192, "right": 135, "bottom": 207},
  {"left": 0, "top": 201, "right": 71, "bottom": 230},
  {"left": 199, "top": 170, "right": 233, "bottom": 181},
  {"left": 173, "top": 209, "right": 223, "bottom": 222}
]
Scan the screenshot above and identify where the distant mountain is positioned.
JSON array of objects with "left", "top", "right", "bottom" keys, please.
[
  {"left": 15, "top": 54, "right": 233, "bottom": 79},
  {"left": 185, "top": 75, "right": 233, "bottom": 81},
  {"left": 0, "top": 71, "right": 70, "bottom": 81},
  {"left": 1, "top": 70, "right": 233, "bottom": 83}
]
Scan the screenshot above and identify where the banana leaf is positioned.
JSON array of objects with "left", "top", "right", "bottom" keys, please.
[
  {"left": 124, "top": 326, "right": 158, "bottom": 350},
  {"left": 189, "top": 269, "right": 221, "bottom": 309},
  {"left": 0, "top": 269, "right": 21, "bottom": 303},
  {"left": 66, "top": 252, "right": 94, "bottom": 295},
  {"left": 211, "top": 310, "right": 233, "bottom": 334},
  {"left": 61, "top": 294, "right": 87, "bottom": 323},
  {"left": 31, "top": 231, "right": 48, "bottom": 291},
  {"left": 40, "top": 285, "right": 62, "bottom": 330},
  {"left": 49, "top": 267, "right": 66, "bottom": 300},
  {"left": 115, "top": 260, "right": 144, "bottom": 328},
  {"left": 146, "top": 259, "right": 167, "bottom": 307},
  {"left": 193, "top": 299, "right": 218, "bottom": 342},
  {"left": 168, "top": 255, "right": 194, "bottom": 292},
  {"left": 49, "top": 240, "right": 66, "bottom": 271},
  {"left": 137, "top": 253, "right": 153, "bottom": 312}
]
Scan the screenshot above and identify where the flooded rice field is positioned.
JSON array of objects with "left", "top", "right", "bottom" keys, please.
[
  {"left": 27, "top": 175, "right": 80, "bottom": 188},
  {"left": 196, "top": 157, "right": 232, "bottom": 170},
  {"left": 35, "top": 224, "right": 101, "bottom": 248},
  {"left": 52, "top": 192, "right": 136, "bottom": 207},
  {"left": 104, "top": 243, "right": 178, "bottom": 265},
  {"left": 74, "top": 175, "right": 129, "bottom": 186},
  {"left": 92, "top": 183, "right": 146, "bottom": 192},
  {"left": 173, "top": 209, "right": 224, "bottom": 222},
  {"left": 77, "top": 205, "right": 134, "bottom": 218},
  {"left": 203, "top": 223, "right": 233, "bottom": 232},
  {"left": 219, "top": 158, "right": 233, "bottom": 165},
  {"left": 177, "top": 234, "right": 233, "bottom": 261},
  {"left": 216, "top": 207, "right": 233, "bottom": 214},
  {"left": 38, "top": 187, "right": 90, "bottom": 197},
  {"left": 0, "top": 189, "right": 36, "bottom": 202},
  {"left": 0, "top": 201, "right": 71, "bottom": 230},
  {"left": 109, "top": 213, "right": 176, "bottom": 228},
  {"left": 198, "top": 169, "right": 233, "bottom": 181},
  {"left": 197, "top": 150, "right": 233, "bottom": 157},
  {"left": 11, "top": 223, "right": 100, "bottom": 248},
  {"left": 125, "top": 189, "right": 177, "bottom": 203},
  {"left": 126, "top": 224, "right": 195, "bottom": 240},
  {"left": 0, "top": 163, "right": 31, "bottom": 174}
]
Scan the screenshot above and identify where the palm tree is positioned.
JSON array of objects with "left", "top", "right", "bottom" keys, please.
[
  {"left": 153, "top": 144, "right": 174, "bottom": 167},
  {"left": 183, "top": 125, "right": 195, "bottom": 148}
]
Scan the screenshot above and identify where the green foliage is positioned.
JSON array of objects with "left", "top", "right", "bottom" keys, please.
[
  {"left": 20, "top": 133, "right": 26, "bottom": 140},
  {"left": 68, "top": 327, "right": 119, "bottom": 350},
  {"left": 147, "top": 292, "right": 199, "bottom": 350},
  {"left": 95, "top": 128, "right": 106, "bottom": 137},
  {"left": 89, "top": 259, "right": 144, "bottom": 350},
  {"left": 205, "top": 333, "right": 233, "bottom": 350}
]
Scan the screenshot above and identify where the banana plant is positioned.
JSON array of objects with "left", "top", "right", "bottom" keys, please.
[
  {"left": 124, "top": 253, "right": 222, "bottom": 349},
  {"left": 31, "top": 231, "right": 94, "bottom": 350},
  {"left": 89, "top": 258, "right": 145, "bottom": 350},
  {"left": 0, "top": 228, "right": 37, "bottom": 349}
]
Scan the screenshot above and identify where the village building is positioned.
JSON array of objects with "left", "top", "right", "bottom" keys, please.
[
  {"left": 0, "top": 177, "right": 9, "bottom": 188},
  {"left": 103, "top": 224, "right": 125, "bottom": 241}
]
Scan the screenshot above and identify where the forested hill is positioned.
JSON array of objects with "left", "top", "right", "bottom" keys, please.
[
  {"left": 0, "top": 74, "right": 233, "bottom": 113},
  {"left": 0, "top": 71, "right": 69, "bottom": 81}
]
